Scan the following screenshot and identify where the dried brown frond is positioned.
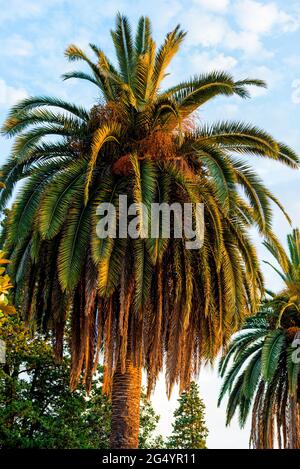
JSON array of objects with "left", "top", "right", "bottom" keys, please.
[
  {"left": 112, "top": 128, "right": 194, "bottom": 178},
  {"left": 286, "top": 326, "right": 300, "bottom": 341},
  {"left": 137, "top": 129, "right": 175, "bottom": 160},
  {"left": 89, "top": 101, "right": 128, "bottom": 131},
  {"left": 112, "top": 154, "right": 134, "bottom": 176}
]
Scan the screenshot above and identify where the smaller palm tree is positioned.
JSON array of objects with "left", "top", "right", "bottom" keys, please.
[{"left": 218, "top": 229, "right": 300, "bottom": 449}]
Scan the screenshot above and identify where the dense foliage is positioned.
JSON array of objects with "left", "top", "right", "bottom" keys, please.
[
  {"left": 0, "top": 309, "right": 162, "bottom": 449},
  {"left": 167, "top": 381, "right": 208, "bottom": 449},
  {"left": 0, "top": 14, "right": 297, "bottom": 399}
]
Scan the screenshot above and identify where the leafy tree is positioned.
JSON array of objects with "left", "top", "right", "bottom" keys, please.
[
  {"left": 0, "top": 250, "right": 14, "bottom": 315},
  {"left": 167, "top": 381, "right": 208, "bottom": 449},
  {"left": 219, "top": 229, "right": 300, "bottom": 448},
  {"left": 0, "top": 14, "right": 298, "bottom": 447},
  {"left": 0, "top": 310, "right": 162, "bottom": 449},
  {"left": 139, "top": 390, "right": 165, "bottom": 448}
]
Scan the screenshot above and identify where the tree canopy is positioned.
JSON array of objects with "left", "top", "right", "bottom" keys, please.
[
  {"left": 0, "top": 14, "right": 298, "bottom": 399},
  {"left": 0, "top": 308, "right": 162, "bottom": 449},
  {"left": 168, "top": 381, "right": 208, "bottom": 449}
]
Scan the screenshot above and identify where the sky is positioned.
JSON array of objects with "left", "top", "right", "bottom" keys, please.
[{"left": 1, "top": 0, "right": 300, "bottom": 449}]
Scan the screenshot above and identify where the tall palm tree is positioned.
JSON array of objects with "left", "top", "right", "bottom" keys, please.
[
  {"left": 219, "top": 229, "right": 300, "bottom": 448},
  {"left": 0, "top": 15, "right": 298, "bottom": 448}
]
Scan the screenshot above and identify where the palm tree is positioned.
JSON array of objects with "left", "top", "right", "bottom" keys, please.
[
  {"left": 0, "top": 15, "right": 298, "bottom": 448},
  {"left": 219, "top": 229, "right": 300, "bottom": 448}
]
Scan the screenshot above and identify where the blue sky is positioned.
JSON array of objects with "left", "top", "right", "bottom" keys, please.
[{"left": 1, "top": 0, "right": 300, "bottom": 448}]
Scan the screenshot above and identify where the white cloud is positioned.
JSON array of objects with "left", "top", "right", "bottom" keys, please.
[
  {"left": 247, "top": 85, "right": 267, "bottom": 98},
  {"left": 291, "top": 79, "right": 300, "bottom": 104},
  {"left": 0, "top": 79, "right": 27, "bottom": 108},
  {"left": 239, "top": 65, "right": 282, "bottom": 97},
  {"left": 234, "top": 0, "right": 299, "bottom": 34},
  {"left": 224, "top": 30, "right": 265, "bottom": 56},
  {"left": 2, "top": 35, "right": 33, "bottom": 57},
  {"left": 192, "top": 0, "right": 229, "bottom": 12},
  {"left": 183, "top": 11, "right": 228, "bottom": 46},
  {"left": 284, "top": 55, "right": 300, "bottom": 68},
  {"left": 183, "top": 1, "right": 299, "bottom": 57},
  {"left": 183, "top": 11, "right": 267, "bottom": 57},
  {"left": 189, "top": 51, "right": 237, "bottom": 72},
  {"left": 0, "top": 0, "right": 61, "bottom": 21}
]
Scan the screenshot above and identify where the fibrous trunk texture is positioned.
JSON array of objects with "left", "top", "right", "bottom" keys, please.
[
  {"left": 109, "top": 350, "right": 142, "bottom": 448},
  {"left": 287, "top": 396, "right": 300, "bottom": 448}
]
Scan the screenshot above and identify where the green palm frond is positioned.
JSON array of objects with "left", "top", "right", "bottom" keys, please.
[
  {"left": 90, "top": 176, "right": 120, "bottom": 267},
  {"left": 226, "top": 374, "right": 245, "bottom": 426},
  {"left": 9, "top": 160, "right": 63, "bottom": 240},
  {"left": 134, "top": 238, "right": 152, "bottom": 314},
  {"left": 287, "top": 345, "right": 300, "bottom": 396},
  {"left": 135, "top": 16, "right": 152, "bottom": 57},
  {"left": 98, "top": 238, "right": 127, "bottom": 297},
  {"left": 10, "top": 125, "right": 81, "bottom": 161},
  {"left": 219, "top": 340, "right": 264, "bottom": 406},
  {"left": 111, "top": 13, "right": 134, "bottom": 85},
  {"left": 242, "top": 351, "right": 262, "bottom": 399},
  {"left": 85, "top": 123, "right": 121, "bottom": 203},
  {"left": 131, "top": 154, "right": 157, "bottom": 239},
  {"left": 3, "top": 108, "right": 87, "bottom": 137},
  {"left": 195, "top": 121, "right": 280, "bottom": 158},
  {"left": 133, "top": 39, "right": 156, "bottom": 103},
  {"left": 196, "top": 146, "right": 236, "bottom": 212},
  {"left": 39, "top": 161, "right": 86, "bottom": 239},
  {"left": 232, "top": 159, "right": 272, "bottom": 233},
  {"left": 150, "top": 25, "right": 186, "bottom": 98},
  {"left": 261, "top": 330, "right": 285, "bottom": 382},
  {"left": 62, "top": 70, "right": 102, "bottom": 89},
  {"left": 163, "top": 74, "right": 266, "bottom": 123},
  {"left": 2, "top": 96, "right": 89, "bottom": 127},
  {"left": 58, "top": 198, "right": 92, "bottom": 291}
]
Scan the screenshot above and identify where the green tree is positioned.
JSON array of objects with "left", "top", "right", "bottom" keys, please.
[
  {"left": 167, "top": 381, "right": 208, "bottom": 449},
  {"left": 0, "top": 250, "right": 14, "bottom": 315},
  {"left": 0, "top": 304, "right": 110, "bottom": 449},
  {"left": 139, "top": 390, "right": 165, "bottom": 448},
  {"left": 0, "top": 310, "right": 162, "bottom": 448},
  {"left": 0, "top": 14, "right": 298, "bottom": 447},
  {"left": 219, "top": 229, "right": 300, "bottom": 449}
]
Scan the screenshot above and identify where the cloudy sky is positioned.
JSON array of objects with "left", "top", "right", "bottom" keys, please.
[{"left": 1, "top": 0, "right": 300, "bottom": 448}]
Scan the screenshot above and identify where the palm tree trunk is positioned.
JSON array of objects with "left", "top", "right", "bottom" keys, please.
[
  {"left": 296, "top": 401, "right": 300, "bottom": 448},
  {"left": 109, "top": 349, "right": 142, "bottom": 448},
  {"left": 287, "top": 395, "right": 300, "bottom": 448}
]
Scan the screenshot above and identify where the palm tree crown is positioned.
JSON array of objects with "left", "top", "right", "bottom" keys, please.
[
  {"left": 0, "top": 14, "right": 298, "bottom": 396},
  {"left": 219, "top": 229, "right": 300, "bottom": 448}
]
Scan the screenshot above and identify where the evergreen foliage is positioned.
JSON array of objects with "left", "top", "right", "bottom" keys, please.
[{"left": 167, "top": 381, "right": 208, "bottom": 449}]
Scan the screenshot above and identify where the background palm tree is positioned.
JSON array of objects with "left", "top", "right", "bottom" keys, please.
[
  {"left": 219, "top": 229, "right": 300, "bottom": 448},
  {"left": 0, "top": 15, "right": 298, "bottom": 448}
]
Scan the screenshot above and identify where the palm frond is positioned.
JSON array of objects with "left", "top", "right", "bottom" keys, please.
[
  {"left": 85, "top": 123, "right": 121, "bottom": 203},
  {"left": 261, "top": 330, "right": 285, "bottom": 382}
]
